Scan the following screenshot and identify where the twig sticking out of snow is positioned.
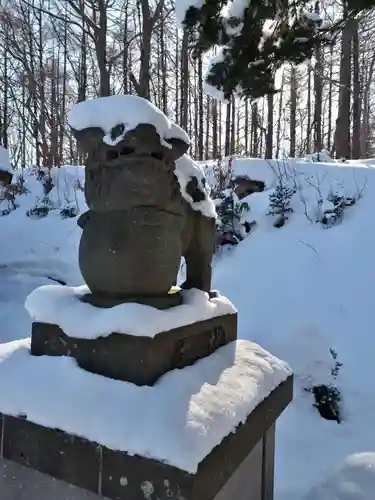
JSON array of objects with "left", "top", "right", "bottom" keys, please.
[{"left": 353, "top": 174, "right": 368, "bottom": 200}]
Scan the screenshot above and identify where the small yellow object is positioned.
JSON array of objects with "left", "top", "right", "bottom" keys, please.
[{"left": 168, "top": 286, "right": 181, "bottom": 295}]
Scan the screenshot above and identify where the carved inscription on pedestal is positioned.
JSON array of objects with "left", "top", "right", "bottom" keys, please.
[{"left": 173, "top": 326, "right": 227, "bottom": 369}]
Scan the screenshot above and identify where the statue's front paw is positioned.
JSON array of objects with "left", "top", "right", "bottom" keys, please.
[{"left": 77, "top": 211, "right": 91, "bottom": 229}]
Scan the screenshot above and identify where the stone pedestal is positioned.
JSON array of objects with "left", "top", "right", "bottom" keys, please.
[
  {"left": 0, "top": 374, "right": 292, "bottom": 500},
  {"left": 30, "top": 313, "right": 237, "bottom": 386}
]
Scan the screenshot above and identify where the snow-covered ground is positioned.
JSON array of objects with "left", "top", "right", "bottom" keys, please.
[{"left": 1, "top": 157, "right": 375, "bottom": 498}]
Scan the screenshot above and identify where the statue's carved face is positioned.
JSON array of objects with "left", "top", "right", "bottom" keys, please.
[
  {"left": 72, "top": 123, "right": 189, "bottom": 170},
  {"left": 72, "top": 123, "right": 189, "bottom": 214}
]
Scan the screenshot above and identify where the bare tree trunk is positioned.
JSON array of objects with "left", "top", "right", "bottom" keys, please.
[
  {"left": 1, "top": 29, "right": 9, "bottom": 148},
  {"left": 180, "top": 31, "right": 189, "bottom": 130},
  {"left": 193, "top": 61, "right": 198, "bottom": 157},
  {"left": 224, "top": 101, "right": 231, "bottom": 157},
  {"left": 59, "top": 11, "right": 69, "bottom": 164},
  {"left": 96, "top": 0, "right": 110, "bottom": 96},
  {"left": 276, "top": 70, "right": 285, "bottom": 158},
  {"left": 314, "top": 39, "right": 323, "bottom": 152},
  {"left": 197, "top": 55, "right": 204, "bottom": 159},
  {"left": 265, "top": 92, "right": 273, "bottom": 158},
  {"left": 244, "top": 99, "right": 249, "bottom": 154},
  {"left": 205, "top": 96, "right": 210, "bottom": 159},
  {"left": 251, "top": 102, "right": 258, "bottom": 156},
  {"left": 290, "top": 65, "right": 297, "bottom": 157},
  {"left": 360, "top": 51, "right": 375, "bottom": 157},
  {"left": 218, "top": 102, "right": 222, "bottom": 156},
  {"left": 351, "top": 19, "right": 361, "bottom": 159},
  {"left": 123, "top": 4, "right": 129, "bottom": 93},
  {"left": 159, "top": 10, "right": 168, "bottom": 113},
  {"left": 327, "top": 44, "right": 333, "bottom": 151},
  {"left": 212, "top": 100, "right": 218, "bottom": 158},
  {"left": 336, "top": 14, "right": 352, "bottom": 159},
  {"left": 230, "top": 96, "right": 235, "bottom": 155},
  {"left": 306, "top": 63, "right": 311, "bottom": 154},
  {"left": 139, "top": 0, "right": 152, "bottom": 99},
  {"left": 175, "top": 28, "right": 179, "bottom": 124}
]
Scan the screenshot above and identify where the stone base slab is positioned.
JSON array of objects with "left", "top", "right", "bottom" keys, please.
[
  {"left": 0, "top": 458, "right": 109, "bottom": 500},
  {"left": 0, "top": 375, "right": 292, "bottom": 500},
  {"left": 30, "top": 313, "right": 237, "bottom": 386},
  {"left": 80, "top": 288, "right": 182, "bottom": 310}
]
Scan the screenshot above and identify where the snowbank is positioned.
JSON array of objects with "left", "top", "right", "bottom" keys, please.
[
  {"left": 0, "top": 338, "right": 291, "bottom": 473},
  {"left": 213, "top": 159, "right": 375, "bottom": 498},
  {"left": 0, "top": 146, "right": 11, "bottom": 172},
  {"left": 199, "top": 156, "right": 295, "bottom": 189},
  {"left": 0, "top": 167, "right": 85, "bottom": 342},
  {"left": 67, "top": 95, "right": 190, "bottom": 148},
  {"left": 232, "top": 157, "right": 293, "bottom": 187},
  {"left": 0, "top": 166, "right": 84, "bottom": 285},
  {"left": 2, "top": 157, "right": 375, "bottom": 497},
  {"left": 303, "top": 151, "right": 335, "bottom": 163},
  {"left": 25, "top": 285, "right": 236, "bottom": 339},
  {"left": 304, "top": 453, "right": 375, "bottom": 500}
]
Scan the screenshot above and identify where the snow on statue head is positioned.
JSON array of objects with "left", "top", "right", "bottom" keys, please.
[{"left": 68, "top": 95, "right": 217, "bottom": 308}]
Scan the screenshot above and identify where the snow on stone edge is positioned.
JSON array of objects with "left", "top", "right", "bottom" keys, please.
[
  {"left": 25, "top": 285, "right": 236, "bottom": 339},
  {"left": 0, "top": 338, "right": 292, "bottom": 473},
  {"left": 175, "top": 154, "right": 217, "bottom": 218},
  {"left": 67, "top": 95, "right": 190, "bottom": 149},
  {"left": 0, "top": 146, "right": 11, "bottom": 173}
]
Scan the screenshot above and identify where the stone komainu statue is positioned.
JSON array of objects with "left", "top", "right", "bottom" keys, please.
[{"left": 72, "top": 123, "right": 216, "bottom": 308}]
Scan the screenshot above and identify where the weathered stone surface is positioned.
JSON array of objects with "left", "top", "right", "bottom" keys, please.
[
  {"left": 30, "top": 313, "right": 237, "bottom": 386},
  {"left": 0, "top": 458, "right": 110, "bottom": 500},
  {"left": 80, "top": 287, "right": 183, "bottom": 310},
  {"left": 101, "top": 447, "right": 192, "bottom": 500},
  {"left": 72, "top": 119, "right": 216, "bottom": 307},
  {"left": 77, "top": 208, "right": 185, "bottom": 300},
  {"left": 0, "top": 375, "right": 293, "bottom": 500},
  {"left": 1, "top": 415, "right": 101, "bottom": 493}
]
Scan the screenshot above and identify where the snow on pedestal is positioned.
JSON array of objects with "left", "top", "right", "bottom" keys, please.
[
  {"left": 25, "top": 285, "right": 235, "bottom": 339},
  {"left": 0, "top": 337, "right": 291, "bottom": 474}
]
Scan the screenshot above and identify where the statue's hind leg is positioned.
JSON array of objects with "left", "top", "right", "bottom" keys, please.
[{"left": 181, "top": 209, "right": 215, "bottom": 294}]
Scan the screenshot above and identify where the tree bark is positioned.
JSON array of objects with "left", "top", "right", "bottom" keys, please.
[
  {"left": 290, "top": 65, "right": 297, "bottom": 158},
  {"left": 266, "top": 91, "right": 274, "bottom": 158}
]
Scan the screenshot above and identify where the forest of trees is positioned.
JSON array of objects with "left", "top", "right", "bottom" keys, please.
[{"left": 0, "top": 0, "right": 375, "bottom": 168}]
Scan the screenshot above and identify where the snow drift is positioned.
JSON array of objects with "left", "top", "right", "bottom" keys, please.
[{"left": 1, "top": 157, "right": 375, "bottom": 497}]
